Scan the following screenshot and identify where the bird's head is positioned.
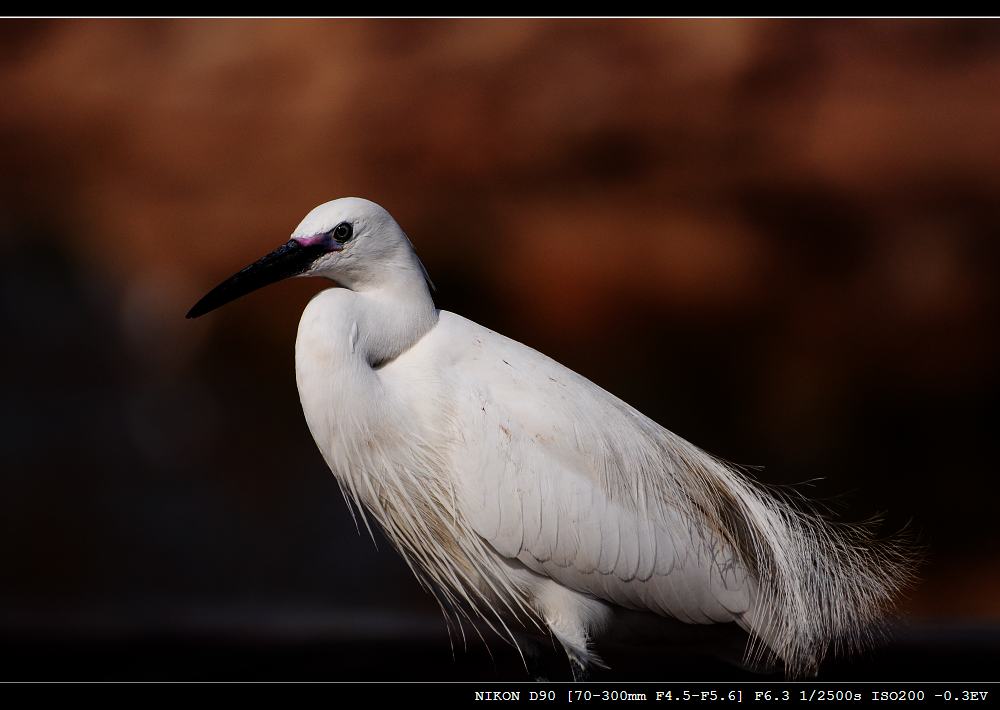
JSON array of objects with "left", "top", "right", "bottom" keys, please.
[{"left": 186, "top": 197, "right": 429, "bottom": 319}]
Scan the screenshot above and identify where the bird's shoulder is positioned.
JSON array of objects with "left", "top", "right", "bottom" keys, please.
[
  {"left": 422, "top": 310, "right": 661, "bottom": 464},
  {"left": 425, "top": 311, "right": 600, "bottom": 397}
]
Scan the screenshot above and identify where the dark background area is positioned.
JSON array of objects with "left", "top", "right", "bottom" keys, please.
[{"left": 0, "top": 19, "right": 998, "bottom": 681}]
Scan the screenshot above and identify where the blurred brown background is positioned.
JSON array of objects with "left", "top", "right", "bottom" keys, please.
[{"left": 0, "top": 19, "right": 998, "bottom": 680}]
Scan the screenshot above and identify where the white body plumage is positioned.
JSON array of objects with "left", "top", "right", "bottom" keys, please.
[{"left": 190, "top": 197, "right": 914, "bottom": 678}]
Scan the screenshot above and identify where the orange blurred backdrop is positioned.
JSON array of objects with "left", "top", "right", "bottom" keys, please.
[{"left": 1, "top": 19, "right": 998, "bottom": 679}]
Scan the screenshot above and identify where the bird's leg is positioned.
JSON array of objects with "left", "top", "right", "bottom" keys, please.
[
  {"left": 528, "top": 662, "right": 552, "bottom": 682},
  {"left": 549, "top": 623, "right": 601, "bottom": 681},
  {"left": 569, "top": 656, "right": 592, "bottom": 682},
  {"left": 520, "top": 634, "right": 591, "bottom": 682},
  {"left": 531, "top": 581, "right": 608, "bottom": 681},
  {"left": 515, "top": 634, "right": 555, "bottom": 682}
]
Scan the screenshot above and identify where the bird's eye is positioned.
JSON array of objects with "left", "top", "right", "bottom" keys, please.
[{"left": 332, "top": 222, "right": 353, "bottom": 242}]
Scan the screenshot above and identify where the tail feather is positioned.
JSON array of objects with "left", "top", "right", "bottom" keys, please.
[{"left": 667, "top": 440, "right": 919, "bottom": 677}]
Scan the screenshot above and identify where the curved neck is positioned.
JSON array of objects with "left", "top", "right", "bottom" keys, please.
[{"left": 346, "top": 266, "right": 438, "bottom": 368}]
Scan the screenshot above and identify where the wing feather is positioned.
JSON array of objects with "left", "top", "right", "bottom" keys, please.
[
  {"left": 431, "top": 312, "right": 914, "bottom": 676},
  {"left": 440, "top": 316, "right": 750, "bottom": 626}
]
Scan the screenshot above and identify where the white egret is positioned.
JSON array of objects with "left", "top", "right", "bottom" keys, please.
[{"left": 187, "top": 197, "right": 915, "bottom": 679}]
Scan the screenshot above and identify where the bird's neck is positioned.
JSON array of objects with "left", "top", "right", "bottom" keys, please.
[{"left": 348, "top": 267, "right": 438, "bottom": 368}]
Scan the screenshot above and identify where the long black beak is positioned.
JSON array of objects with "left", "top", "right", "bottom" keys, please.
[{"left": 186, "top": 240, "right": 329, "bottom": 319}]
